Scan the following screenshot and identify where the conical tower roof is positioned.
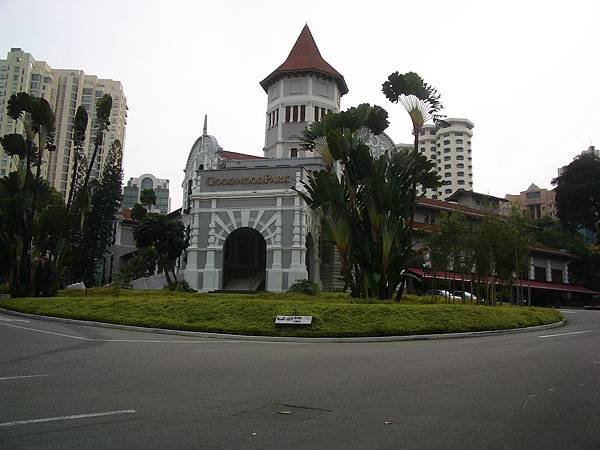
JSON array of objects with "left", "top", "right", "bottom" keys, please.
[{"left": 260, "top": 25, "right": 348, "bottom": 95}]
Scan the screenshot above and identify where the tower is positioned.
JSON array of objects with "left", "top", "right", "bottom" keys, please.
[
  {"left": 260, "top": 25, "right": 348, "bottom": 159},
  {"left": 416, "top": 118, "right": 474, "bottom": 199}
]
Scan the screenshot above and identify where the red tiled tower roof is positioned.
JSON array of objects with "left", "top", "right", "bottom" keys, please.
[{"left": 260, "top": 25, "right": 348, "bottom": 95}]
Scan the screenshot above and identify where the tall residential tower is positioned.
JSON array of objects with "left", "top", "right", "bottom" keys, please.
[{"left": 0, "top": 48, "right": 127, "bottom": 198}]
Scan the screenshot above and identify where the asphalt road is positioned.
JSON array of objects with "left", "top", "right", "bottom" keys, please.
[{"left": 0, "top": 309, "right": 599, "bottom": 450}]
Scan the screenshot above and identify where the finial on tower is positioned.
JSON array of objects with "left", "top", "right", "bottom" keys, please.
[{"left": 203, "top": 114, "right": 207, "bottom": 136}]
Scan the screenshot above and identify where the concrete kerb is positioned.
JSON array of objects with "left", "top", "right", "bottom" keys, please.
[{"left": 0, "top": 307, "right": 566, "bottom": 343}]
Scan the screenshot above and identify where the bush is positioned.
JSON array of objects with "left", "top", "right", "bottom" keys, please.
[
  {"left": 287, "top": 279, "right": 320, "bottom": 296},
  {"left": 0, "top": 282, "right": 9, "bottom": 295},
  {"left": 167, "top": 279, "right": 194, "bottom": 292}
]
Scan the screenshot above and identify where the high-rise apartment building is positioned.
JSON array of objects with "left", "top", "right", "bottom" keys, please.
[
  {"left": 398, "top": 118, "right": 474, "bottom": 200},
  {"left": 122, "top": 173, "right": 171, "bottom": 214},
  {"left": 0, "top": 48, "right": 127, "bottom": 198}
]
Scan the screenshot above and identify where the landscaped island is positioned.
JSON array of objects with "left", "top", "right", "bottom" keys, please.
[{"left": 0, "top": 289, "right": 562, "bottom": 338}]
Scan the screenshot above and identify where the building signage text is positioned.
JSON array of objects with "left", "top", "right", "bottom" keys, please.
[{"left": 206, "top": 174, "right": 291, "bottom": 186}]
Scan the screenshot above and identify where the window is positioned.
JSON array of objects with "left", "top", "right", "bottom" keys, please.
[
  {"left": 457, "top": 180, "right": 465, "bottom": 185},
  {"left": 445, "top": 188, "right": 452, "bottom": 194},
  {"left": 444, "top": 172, "right": 451, "bottom": 177},
  {"left": 552, "top": 269, "right": 563, "bottom": 283},
  {"left": 430, "top": 130, "right": 436, "bottom": 135},
  {"left": 455, "top": 132, "right": 463, "bottom": 136},
  {"left": 290, "top": 148, "right": 298, "bottom": 158},
  {"left": 430, "top": 146, "right": 435, "bottom": 151},
  {"left": 443, "top": 140, "right": 450, "bottom": 145},
  {"left": 457, "top": 163, "right": 464, "bottom": 169},
  {"left": 292, "top": 105, "right": 298, "bottom": 122},
  {"left": 456, "top": 139, "right": 463, "bottom": 144},
  {"left": 534, "top": 267, "right": 546, "bottom": 281},
  {"left": 314, "top": 106, "right": 319, "bottom": 122},
  {"left": 444, "top": 164, "right": 451, "bottom": 169},
  {"left": 444, "top": 148, "right": 450, "bottom": 153},
  {"left": 444, "top": 156, "right": 450, "bottom": 161},
  {"left": 300, "top": 105, "right": 306, "bottom": 121},
  {"left": 456, "top": 147, "right": 464, "bottom": 152},
  {"left": 457, "top": 171, "right": 464, "bottom": 177},
  {"left": 457, "top": 155, "right": 464, "bottom": 160},
  {"left": 526, "top": 191, "right": 541, "bottom": 200},
  {"left": 420, "top": 130, "right": 425, "bottom": 136},
  {"left": 285, "top": 106, "right": 291, "bottom": 122}
]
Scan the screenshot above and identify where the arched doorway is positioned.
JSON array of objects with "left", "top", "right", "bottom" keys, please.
[{"left": 223, "top": 227, "right": 266, "bottom": 290}]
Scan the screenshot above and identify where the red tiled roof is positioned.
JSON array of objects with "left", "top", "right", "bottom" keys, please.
[
  {"left": 408, "top": 268, "right": 600, "bottom": 295},
  {"left": 220, "top": 150, "right": 263, "bottom": 160},
  {"left": 417, "top": 197, "right": 485, "bottom": 217},
  {"left": 260, "top": 25, "right": 348, "bottom": 95}
]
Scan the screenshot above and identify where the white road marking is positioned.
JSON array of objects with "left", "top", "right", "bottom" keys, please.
[
  {"left": 558, "top": 310, "right": 577, "bottom": 314},
  {"left": 0, "top": 316, "right": 30, "bottom": 322},
  {"left": 0, "top": 322, "right": 237, "bottom": 344},
  {"left": 538, "top": 330, "right": 595, "bottom": 338},
  {"left": 0, "top": 409, "right": 136, "bottom": 428},
  {"left": 0, "top": 374, "right": 49, "bottom": 381}
]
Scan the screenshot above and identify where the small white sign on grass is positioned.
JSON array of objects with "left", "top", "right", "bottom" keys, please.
[{"left": 275, "top": 315, "right": 313, "bottom": 325}]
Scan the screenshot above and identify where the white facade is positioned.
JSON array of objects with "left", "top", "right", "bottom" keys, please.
[
  {"left": 0, "top": 48, "right": 127, "bottom": 198},
  {"left": 263, "top": 75, "right": 341, "bottom": 159},
  {"left": 399, "top": 118, "right": 474, "bottom": 200}
]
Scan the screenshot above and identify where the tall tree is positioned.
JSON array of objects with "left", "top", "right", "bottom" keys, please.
[
  {"left": 133, "top": 214, "right": 187, "bottom": 284},
  {"left": 0, "top": 93, "right": 58, "bottom": 297},
  {"left": 552, "top": 151, "right": 600, "bottom": 242},
  {"left": 140, "top": 188, "right": 157, "bottom": 209},
  {"left": 82, "top": 94, "right": 112, "bottom": 191},
  {"left": 67, "top": 105, "right": 88, "bottom": 210},
  {"left": 70, "top": 140, "right": 123, "bottom": 285}
]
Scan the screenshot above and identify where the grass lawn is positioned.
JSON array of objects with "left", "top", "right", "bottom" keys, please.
[{"left": 0, "top": 289, "right": 563, "bottom": 338}]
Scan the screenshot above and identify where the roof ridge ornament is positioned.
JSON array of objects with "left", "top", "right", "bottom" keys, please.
[{"left": 203, "top": 114, "right": 208, "bottom": 137}]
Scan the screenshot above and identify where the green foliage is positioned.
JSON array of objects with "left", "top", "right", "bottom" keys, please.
[
  {"left": 298, "top": 104, "right": 440, "bottom": 300},
  {"left": 130, "top": 203, "right": 148, "bottom": 220},
  {"left": 532, "top": 216, "right": 600, "bottom": 291},
  {"left": 552, "top": 151, "right": 600, "bottom": 241},
  {"left": 0, "top": 133, "right": 27, "bottom": 157},
  {"left": 0, "top": 93, "right": 62, "bottom": 298},
  {"left": 119, "top": 247, "right": 158, "bottom": 282},
  {"left": 1, "top": 292, "right": 562, "bottom": 338},
  {"left": 427, "top": 209, "right": 532, "bottom": 305},
  {"left": 68, "top": 140, "right": 123, "bottom": 286},
  {"left": 287, "top": 279, "right": 321, "bottom": 296},
  {"left": 166, "top": 279, "right": 194, "bottom": 292},
  {"left": 134, "top": 214, "right": 187, "bottom": 283},
  {"left": 139, "top": 188, "right": 156, "bottom": 208},
  {"left": 382, "top": 72, "right": 445, "bottom": 126}
]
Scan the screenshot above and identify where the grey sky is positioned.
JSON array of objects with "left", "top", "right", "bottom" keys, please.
[{"left": 1, "top": 0, "right": 598, "bottom": 208}]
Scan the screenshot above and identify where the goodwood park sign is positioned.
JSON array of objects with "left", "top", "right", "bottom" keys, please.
[{"left": 206, "top": 174, "right": 291, "bottom": 186}]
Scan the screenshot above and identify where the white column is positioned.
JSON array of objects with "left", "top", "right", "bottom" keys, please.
[
  {"left": 267, "top": 197, "right": 284, "bottom": 291},
  {"left": 563, "top": 261, "right": 569, "bottom": 283},
  {"left": 528, "top": 257, "right": 534, "bottom": 280},
  {"left": 546, "top": 259, "right": 552, "bottom": 282}
]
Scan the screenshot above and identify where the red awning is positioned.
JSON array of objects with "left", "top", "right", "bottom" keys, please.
[{"left": 408, "top": 268, "right": 600, "bottom": 295}]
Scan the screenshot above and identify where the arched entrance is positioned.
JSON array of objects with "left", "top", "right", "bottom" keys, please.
[{"left": 222, "top": 227, "right": 266, "bottom": 290}]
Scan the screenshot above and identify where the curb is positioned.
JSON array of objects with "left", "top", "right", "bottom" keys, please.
[{"left": 0, "top": 307, "right": 566, "bottom": 343}]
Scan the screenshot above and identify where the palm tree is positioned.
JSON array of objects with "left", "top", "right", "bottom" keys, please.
[{"left": 298, "top": 104, "right": 440, "bottom": 299}]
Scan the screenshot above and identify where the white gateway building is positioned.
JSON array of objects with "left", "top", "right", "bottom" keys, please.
[{"left": 180, "top": 26, "right": 399, "bottom": 292}]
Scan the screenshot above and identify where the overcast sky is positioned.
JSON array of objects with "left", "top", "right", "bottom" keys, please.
[{"left": 1, "top": 0, "right": 598, "bottom": 208}]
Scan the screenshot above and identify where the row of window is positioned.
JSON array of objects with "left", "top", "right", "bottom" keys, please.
[{"left": 267, "top": 106, "right": 333, "bottom": 127}]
